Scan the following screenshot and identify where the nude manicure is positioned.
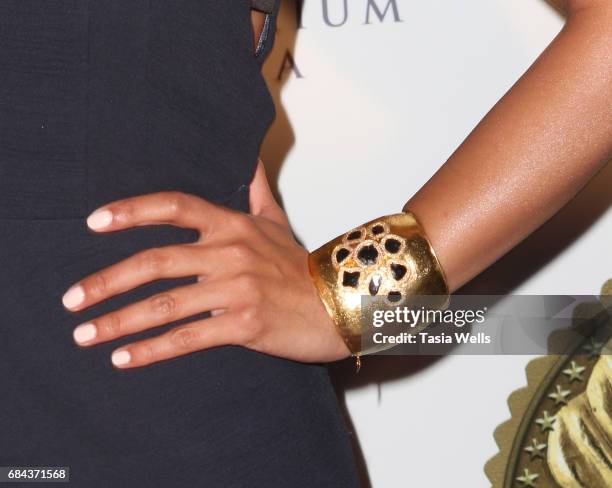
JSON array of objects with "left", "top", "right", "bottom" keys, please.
[
  {"left": 73, "top": 323, "right": 97, "bottom": 344},
  {"left": 87, "top": 209, "right": 113, "bottom": 230},
  {"left": 111, "top": 350, "right": 131, "bottom": 367},
  {"left": 62, "top": 285, "right": 85, "bottom": 310}
]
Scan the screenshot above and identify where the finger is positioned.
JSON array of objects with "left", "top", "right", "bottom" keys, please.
[
  {"left": 249, "top": 159, "right": 289, "bottom": 227},
  {"left": 63, "top": 238, "right": 269, "bottom": 312},
  {"left": 109, "top": 312, "right": 247, "bottom": 368},
  {"left": 62, "top": 244, "right": 199, "bottom": 311},
  {"left": 85, "top": 191, "right": 228, "bottom": 236},
  {"left": 72, "top": 281, "right": 233, "bottom": 346}
]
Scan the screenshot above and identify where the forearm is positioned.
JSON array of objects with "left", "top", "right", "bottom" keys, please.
[{"left": 404, "top": 1, "right": 612, "bottom": 292}]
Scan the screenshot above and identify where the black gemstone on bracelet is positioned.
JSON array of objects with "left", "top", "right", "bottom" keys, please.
[
  {"left": 371, "top": 224, "right": 385, "bottom": 235},
  {"left": 368, "top": 274, "right": 382, "bottom": 295},
  {"left": 384, "top": 239, "right": 401, "bottom": 254},
  {"left": 390, "top": 263, "right": 407, "bottom": 280},
  {"left": 357, "top": 245, "right": 378, "bottom": 265},
  {"left": 342, "top": 271, "right": 360, "bottom": 288},
  {"left": 347, "top": 230, "right": 362, "bottom": 241},
  {"left": 335, "top": 248, "right": 350, "bottom": 264},
  {"left": 387, "top": 291, "right": 402, "bottom": 302}
]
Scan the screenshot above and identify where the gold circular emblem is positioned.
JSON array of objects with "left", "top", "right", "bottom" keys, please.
[{"left": 485, "top": 280, "right": 612, "bottom": 488}]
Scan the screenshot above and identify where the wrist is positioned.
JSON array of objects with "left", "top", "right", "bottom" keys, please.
[{"left": 308, "top": 211, "right": 449, "bottom": 357}]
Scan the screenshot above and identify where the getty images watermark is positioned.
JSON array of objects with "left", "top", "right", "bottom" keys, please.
[
  {"left": 361, "top": 295, "right": 612, "bottom": 355},
  {"left": 372, "top": 305, "right": 489, "bottom": 346}
]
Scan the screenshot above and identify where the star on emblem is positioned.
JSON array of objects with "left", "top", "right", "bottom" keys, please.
[
  {"left": 535, "top": 411, "right": 556, "bottom": 432},
  {"left": 582, "top": 338, "right": 604, "bottom": 358},
  {"left": 548, "top": 384, "right": 571, "bottom": 406},
  {"left": 562, "top": 361, "right": 586, "bottom": 382},
  {"left": 524, "top": 438, "right": 547, "bottom": 460},
  {"left": 516, "top": 468, "right": 539, "bottom": 487}
]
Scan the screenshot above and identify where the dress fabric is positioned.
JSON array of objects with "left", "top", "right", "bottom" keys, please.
[{"left": 0, "top": 1, "right": 359, "bottom": 486}]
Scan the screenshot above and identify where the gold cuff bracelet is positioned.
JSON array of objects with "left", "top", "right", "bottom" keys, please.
[{"left": 308, "top": 211, "right": 449, "bottom": 358}]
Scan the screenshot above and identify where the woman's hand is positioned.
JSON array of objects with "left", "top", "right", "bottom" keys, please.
[{"left": 62, "top": 161, "right": 350, "bottom": 368}]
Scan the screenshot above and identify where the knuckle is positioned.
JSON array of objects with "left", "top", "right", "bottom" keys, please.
[
  {"left": 237, "top": 306, "right": 265, "bottom": 342},
  {"left": 169, "top": 327, "right": 199, "bottom": 349},
  {"left": 140, "top": 343, "right": 156, "bottom": 362},
  {"left": 226, "top": 243, "right": 253, "bottom": 262},
  {"left": 87, "top": 273, "right": 108, "bottom": 297},
  {"left": 240, "top": 305, "right": 263, "bottom": 329},
  {"left": 114, "top": 201, "right": 135, "bottom": 224},
  {"left": 166, "top": 191, "right": 187, "bottom": 216},
  {"left": 100, "top": 314, "right": 122, "bottom": 336},
  {"left": 149, "top": 293, "right": 178, "bottom": 317},
  {"left": 138, "top": 249, "right": 172, "bottom": 275}
]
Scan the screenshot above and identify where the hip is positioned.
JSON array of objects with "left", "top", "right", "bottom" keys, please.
[{"left": 0, "top": 198, "right": 350, "bottom": 467}]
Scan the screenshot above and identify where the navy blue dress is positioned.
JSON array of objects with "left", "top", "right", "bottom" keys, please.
[{"left": 0, "top": 1, "right": 359, "bottom": 486}]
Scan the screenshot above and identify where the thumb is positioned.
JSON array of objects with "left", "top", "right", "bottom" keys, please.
[{"left": 249, "top": 159, "right": 290, "bottom": 228}]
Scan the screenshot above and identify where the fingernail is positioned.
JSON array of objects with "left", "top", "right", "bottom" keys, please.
[
  {"left": 62, "top": 285, "right": 85, "bottom": 310},
  {"left": 87, "top": 209, "right": 113, "bottom": 230},
  {"left": 111, "top": 349, "right": 131, "bottom": 367},
  {"left": 73, "top": 323, "right": 97, "bottom": 344}
]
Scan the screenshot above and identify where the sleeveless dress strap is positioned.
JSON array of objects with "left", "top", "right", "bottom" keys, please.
[{"left": 251, "top": 0, "right": 280, "bottom": 64}]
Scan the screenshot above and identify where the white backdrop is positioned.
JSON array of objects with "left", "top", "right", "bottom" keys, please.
[{"left": 260, "top": 1, "right": 611, "bottom": 486}]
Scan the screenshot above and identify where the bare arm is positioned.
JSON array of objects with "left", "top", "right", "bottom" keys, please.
[
  {"left": 65, "top": 1, "right": 612, "bottom": 366},
  {"left": 405, "top": 0, "right": 612, "bottom": 292}
]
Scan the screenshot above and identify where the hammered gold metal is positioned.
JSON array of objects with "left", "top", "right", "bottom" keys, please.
[
  {"left": 308, "top": 212, "right": 449, "bottom": 356},
  {"left": 485, "top": 282, "right": 612, "bottom": 488}
]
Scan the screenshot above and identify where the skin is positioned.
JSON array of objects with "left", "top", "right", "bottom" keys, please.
[
  {"left": 406, "top": 0, "right": 612, "bottom": 291},
  {"left": 64, "top": 167, "right": 348, "bottom": 367},
  {"left": 64, "top": 1, "right": 611, "bottom": 368},
  {"left": 251, "top": 10, "right": 266, "bottom": 49}
]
